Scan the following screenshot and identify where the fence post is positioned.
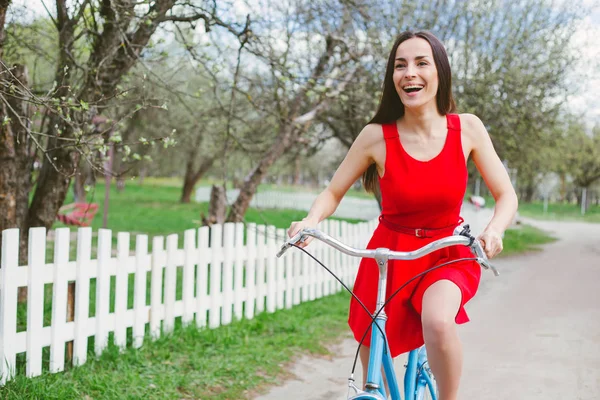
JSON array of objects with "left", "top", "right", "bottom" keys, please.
[
  {"left": 164, "top": 234, "right": 178, "bottom": 333},
  {"left": 115, "top": 232, "right": 130, "bottom": 349},
  {"left": 255, "top": 225, "right": 266, "bottom": 313},
  {"left": 73, "top": 227, "right": 92, "bottom": 366},
  {"left": 95, "top": 229, "right": 112, "bottom": 356},
  {"left": 133, "top": 235, "right": 148, "bottom": 348},
  {"left": 292, "top": 247, "right": 301, "bottom": 306},
  {"left": 195, "top": 227, "right": 209, "bottom": 328},
  {"left": 50, "top": 228, "right": 70, "bottom": 373},
  {"left": 150, "top": 236, "right": 164, "bottom": 339},
  {"left": 209, "top": 224, "right": 223, "bottom": 328},
  {"left": 301, "top": 243, "right": 310, "bottom": 302},
  {"left": 26, "top": 227, "right": 46, "bottom": 378},
  {"left": 182, "top": 229, "right": 197, "bottom": 326},
  {"left": 266, "top": 226, "right": 276, "bottom": 313},
  {"left": 276, "top": 228, "right": 285, "bottom": 310},
  {"left": 233, "top": 223, "right": 244, "bottom": 320},
  {"left": 245, "top": 223, "right": 257, "bottom": 320},
  {"left": 0, "top": 229, "right": 19, "bottom": 384},
  {"left": 222, "top": 223, "right": 235, "bottom": 325}
]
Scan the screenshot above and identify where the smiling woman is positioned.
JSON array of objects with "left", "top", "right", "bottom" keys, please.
[{"left": 285, "top": 29, "right": 518, "bottom": 400}]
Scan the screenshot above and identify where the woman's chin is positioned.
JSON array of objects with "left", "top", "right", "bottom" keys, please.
[{"left": 401, "top": 97, "right": 437, "bottom": 111}]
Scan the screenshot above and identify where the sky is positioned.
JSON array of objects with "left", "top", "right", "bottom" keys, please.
[{"left": 10, "top": 0, "right": 600, "bottom": 128}]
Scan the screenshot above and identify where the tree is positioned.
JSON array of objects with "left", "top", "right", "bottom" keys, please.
[
  {"left": 175, "top": 0, "right": 372, "bottom": 222},
  {"left": 562, "top": 122, "right": 600, "bottom": 209},
  {"left": 0, "top": 1, "right": 247, "bottom": 258},
  {"left": 319, "top": 0, "right": 585, "bottom": 203}
]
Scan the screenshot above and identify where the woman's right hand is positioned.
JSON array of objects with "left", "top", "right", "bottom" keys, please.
[{"left": 287, "top": 217, "right": 318, "bottom": 248}]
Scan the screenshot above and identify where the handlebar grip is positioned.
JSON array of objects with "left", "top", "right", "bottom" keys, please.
[
  {"left": 276, "top": 244, "right": 291, "bottom": 258},
  {"left": 276, "top": 231, "right": 307, "bottom": 258}
]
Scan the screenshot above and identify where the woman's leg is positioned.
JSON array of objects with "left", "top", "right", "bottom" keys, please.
[{"left": 421, "top": 280, "right": 463, "bottom": 400}]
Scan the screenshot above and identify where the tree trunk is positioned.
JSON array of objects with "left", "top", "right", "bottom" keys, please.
[
  {"left": 559, "top": 173, "right": 567, "bottom": 203},
  {"left": 73, "top": 159, "right": 87, "bottom": 203},
  {"left": 227, "top": 127, "right": 295, "bottom": 222},
  {"left": 0, "top": 67, "right": 18, "bottom": 238},
  {"left": 180, "top": 155, "right": 217, "bottom": 203},
  {"left": 0, "top": 3, "right": 34, "bottom": 303},
  {"left": 138, "top": 166, "right": 147, "bottom": 185},
  {"left": 520, "top": 181, "right": 536, "bottom": 203},
  {"left": 0, "top": 65, "right": 33, "bottom": 259},
  {"left": 28, "top": 119, "right": 81, "bottom": 232},
  {"left": 202, "top": 185, "right": 227, "bottom": 226},
  {"left": 293, "top": 156, "right": 301, "bottom": 185}
]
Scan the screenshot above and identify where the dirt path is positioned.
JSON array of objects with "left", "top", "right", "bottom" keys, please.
[{"left": 255, "top": 219, "right": 600, "bottom": 400}]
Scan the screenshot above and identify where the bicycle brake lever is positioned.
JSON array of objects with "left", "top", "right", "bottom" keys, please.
[
  {"left": 477, "top": 257, "right": 500, "bottom": 276},
  {"left": 471, "top": 238, "right": 500, "bottom": 277}
]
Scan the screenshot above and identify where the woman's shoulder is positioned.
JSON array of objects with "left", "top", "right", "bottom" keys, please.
[
  {"left": 355, "top": 123, "right": 385, "bottom": 144},
  {"left": 456, "top": 113, "right": 489, "bottom": 139}
]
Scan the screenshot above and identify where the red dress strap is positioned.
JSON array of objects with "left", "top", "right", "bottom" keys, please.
[
  {"left": 382, "top": 123, "right": 399, "bottom": 139},
  {"left": 446, "top": 113, "right": 461, "bottom": 132}
]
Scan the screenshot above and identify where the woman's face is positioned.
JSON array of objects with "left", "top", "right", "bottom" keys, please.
[{"left": 392, "top": 37, "right": 439, "bottom": 111}]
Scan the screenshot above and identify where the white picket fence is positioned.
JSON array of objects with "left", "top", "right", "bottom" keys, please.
[{"left": 0, "top": 218, "right": 377, "bottom": 384}]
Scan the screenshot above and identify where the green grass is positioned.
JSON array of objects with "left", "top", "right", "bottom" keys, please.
[
  {"left": 498, "top": 224, "right": 557, "bottom": 257},
  {"left": 1, "top": 292, "right": 352, "bottom": 400},
  {"left": 56, "top": 180, "right": 366, "bottom": 238},
  {"left": 464, "top": 191, "right": 600, "bottom": 224},
  {"left": 517, "top": 201, "right": 600, "bottom": 223}
]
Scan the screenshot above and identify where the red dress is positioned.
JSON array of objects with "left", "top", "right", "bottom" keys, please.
[{"left": 348, "top": 113, "right": 481, "bottom": 357}]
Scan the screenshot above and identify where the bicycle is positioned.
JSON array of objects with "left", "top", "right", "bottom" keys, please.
[{"left": 277, "top": 224, "right": 499, "bottom": 400}]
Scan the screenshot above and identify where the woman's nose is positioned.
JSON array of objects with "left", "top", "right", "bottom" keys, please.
[{"left": 404, "top": 64, "right": 417, "bottom": 78}]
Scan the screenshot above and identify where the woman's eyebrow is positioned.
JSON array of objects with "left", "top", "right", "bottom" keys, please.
[{"left": 395, "top": 55, "right": 430, "bottom": 61}]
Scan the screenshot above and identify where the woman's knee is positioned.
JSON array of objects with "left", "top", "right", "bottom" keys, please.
[
  {"left": 422, "top": 313, "right": 455, "bottom": 344},
  {"left": 421, "top": 280, "right": 461, "bottom": 344}
]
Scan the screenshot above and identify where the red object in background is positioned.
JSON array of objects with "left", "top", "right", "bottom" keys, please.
[
  {"left": 56, "top": 203, "right": 99, "bottom": 226},
  {"left": 469, "top": 195, "right": 486, "bottom": 210}
]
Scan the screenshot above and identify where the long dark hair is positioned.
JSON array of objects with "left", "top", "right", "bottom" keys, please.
[{"left": 362, "top": 30, "right": 456, "bottom": 193}]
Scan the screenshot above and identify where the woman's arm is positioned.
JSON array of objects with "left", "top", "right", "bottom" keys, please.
[
  {"left": 462, "top": 114, "right": 519, "bottom": 258},
  {"left": 287, "top": 124, "right": 381, "bottom": 245}
]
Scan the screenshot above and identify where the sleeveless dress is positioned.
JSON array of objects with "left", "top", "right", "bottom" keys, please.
[{"left": 347, "top": 113, "right": 481, "bottom": 358}]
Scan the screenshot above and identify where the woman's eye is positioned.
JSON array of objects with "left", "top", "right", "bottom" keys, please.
[
  {"left": 418, "top": 62, "right": 428, "bottom": 66},
  {"left": 395, "top": 64, "right": 405, "bottom": 69}
]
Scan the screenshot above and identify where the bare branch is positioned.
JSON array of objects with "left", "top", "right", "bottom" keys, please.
[{"left": 40, "top": 0, "right": 58, "bottom": 28}]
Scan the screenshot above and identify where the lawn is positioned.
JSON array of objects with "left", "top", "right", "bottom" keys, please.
[
  {"left": 465, "top": 192, "right": 600, "bottom": 223},
  {"left": 0, "top": 178, "right": 559, "bottom": 399},
  {"left": 517, "top": 201, "right": 600, "bottom": 223},
  {"left": 2, "top": 292, "right": 352, "bottom": 400},
  {"left": 55, "top": 180, "right": 365, "bottom": 238},
  {"left": 499, "top": 224, "right": 557, "bottom": 257}
]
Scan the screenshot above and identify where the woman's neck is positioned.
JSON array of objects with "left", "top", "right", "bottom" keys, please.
[{"left": 401, "top": 106, "right": 445, "bottom": 138}]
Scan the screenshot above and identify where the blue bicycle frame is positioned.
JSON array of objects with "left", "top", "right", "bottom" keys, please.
[{"left": 353, "top": 258, "right": 437, "bottom": 400}]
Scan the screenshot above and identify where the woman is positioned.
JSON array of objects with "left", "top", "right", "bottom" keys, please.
[{"left": 287, "top": 30, "right": 518, "bottom": 400}]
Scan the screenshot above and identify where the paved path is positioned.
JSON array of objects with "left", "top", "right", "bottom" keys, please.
[{"left": 255, "top": 219, "right": 600, "bottom": 400}]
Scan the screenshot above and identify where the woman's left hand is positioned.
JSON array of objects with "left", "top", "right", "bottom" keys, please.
[{"left": 477, "top": 228, "right": 504, "bottom": 259}]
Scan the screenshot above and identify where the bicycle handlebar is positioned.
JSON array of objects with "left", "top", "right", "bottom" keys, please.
[{"left": 277, "top": 226, "right": 499, "bottom": 276}]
